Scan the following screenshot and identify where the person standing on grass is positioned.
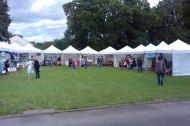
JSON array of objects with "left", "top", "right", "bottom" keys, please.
[
  {"left": 0, "top": 59, "right": 2, "bottom": 76},
  {"left": 137, "top": 57, "right": 143, "bottom": 73},
  {"left": 34, "top": 58, "right": 40, "bottom": 79},
  {"left": 27, "top": 59, "right": 33, "bottom": 79},
  {"left": 84, "top": 56, "right": 88, "bottom": 69},
  {"left": 156, "top": 56, "right": 166, "bottom": 86},
  {"left": 4, "top": 60, "right": 9, "bottom": 75}
]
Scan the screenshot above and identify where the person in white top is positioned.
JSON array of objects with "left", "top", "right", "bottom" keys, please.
[{"left": 27, "top": 59, "right": 33, "bottom": 79}]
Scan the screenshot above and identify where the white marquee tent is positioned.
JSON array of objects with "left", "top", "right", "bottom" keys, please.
[
  {"left": 62, "top": 46, "right": 80, "bottom": 65},
  {"left": 169, "top": 39, "right": 190, "bottom": 53},
  {"left": 99, "top": 46, "right": 117, "bottom": 54},
  {"left": 43, "top": 45, "right": 62, "bottom": 54},
  {"left": 80, "top": 46, "right": 98, "bottom": 54},
  {"left": 156, "top": 41, "right": 171, "bottom": 53},
  {"left": 133, "top": 44, "right": 146, "bottom": 54},
  {"left": 0, "top": 42, "right": 11, "bottom": 52},
  {"left": 21, "top": 44, "right": 42, "bottom": 53},
  {"left": 168, "top": 39, "right": 190, "bottom": 76},
  {"left": 62, "top": 45, "right": 80, "bottom": 54},
  {"left": 114, "top": 45, "right": 133, "bottom": 54},
  {"left": 9, "top": 43, "right": 24, "bottom": 53},
  {"left": 10, "top": 35, "right": 32, "bottom": 47},
  {"left": 144, "top": 43, "right": 157, "bottom": 53}
]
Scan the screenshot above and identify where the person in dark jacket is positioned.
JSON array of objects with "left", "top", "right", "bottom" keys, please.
[
  {"left": 4, "top": 60, "right": 9, "bottom": 75},
  {"left": 156, "top": 56, "right": 166, "bottom": 85},
  {"left": 137, "top": 57, "right": 143, "bottom": 73},
  {"left": 34, "top": 58, "right": 40, "bottom": 79}
]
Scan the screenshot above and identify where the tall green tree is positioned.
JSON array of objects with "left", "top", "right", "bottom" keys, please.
[
  {"left": 149, "top": 0, "right": 184, "bottom": 44},
  {"left": 181, "top": 0, "right": 190, "bottom": 42},
  {"left": 0, "top": 0, "right": 11, "bottom": 41},
  {"left": 63, "top": 0, "right": 158, "bottom": 50},
  {"left": 182, "top": 0, "right": 190, "bottom": 29}
]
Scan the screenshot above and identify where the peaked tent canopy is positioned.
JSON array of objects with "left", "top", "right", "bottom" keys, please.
[
  {"left": 62, "top": 45, "right": 80, "bottom": 54},
  {"left": 144, "top": 43, "right": 157, "bottom": 53},
  {"left": 114, "top": 46, "right": 134, "bottom": 54},
  {"left": 10, "top": 35, "right": 32, "bottom": 47},
  {"left": 80, "top": 46, "right": 98, "bottom": 54},
  {"left": 21, "top": 44, "right": 42, "bottom": 53},
  {"left": 156, "top": 41, "right": 171, "bottom": 53},
  {"left": 43, "top": 45, "right": 62, "bottom": 54},
  {"left": 133, "top": 44, "right": 146, "bottom": 54},
  {"left": 9, "top": 43, "right": 24, "bottom": 53},
  {"left": 169, "top": 39, "right": 190, "bottom": 53},
  {"left": 99, "top": 46, "right": 117, "bottom": 54},
  {"left": 0, "top": 42, "right": 11, "bottom": 52}
]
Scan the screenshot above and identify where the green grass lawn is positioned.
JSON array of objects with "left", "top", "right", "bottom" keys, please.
[{"left": 0, "top": 66, "right": 190, "bottom": 115}]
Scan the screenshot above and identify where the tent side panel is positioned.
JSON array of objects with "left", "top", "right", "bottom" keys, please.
[{"left": 173, "top": 53, "right": 190, "bottom": 76}]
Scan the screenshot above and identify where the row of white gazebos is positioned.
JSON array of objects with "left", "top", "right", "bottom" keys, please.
[
  {"left": 1, "top": 39, "right": 190, "bottom": 54},
  {"left": 1, "top": 39, "right": 190, "bottom": 76}
]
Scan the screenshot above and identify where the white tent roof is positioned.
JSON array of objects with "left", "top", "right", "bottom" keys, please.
[
  {"left": 169, "top": 39, "right": 190, "bottom": 53},
  {"left": 43, "top": 45, "right": 62, "bottom": 54},
  {"left": 144, "top": 43, "right": 157, "bottom": 53},
  {"left": 10, "top": 35, "right": 32, "bottom": 47},
  {"left": 21, "top": 44, "right": 42, "bottom": 53},
  {"left": 80, "top": 46, "right": 98, "bottom": 54},
  {"left": 115, "top": 45, "right": 134, "bottom": 54},
  {"left": 0, "top": 42, "right": 11, "bottom": 52},
  {"left": 62, "top": 45, "right": 80, "bottom": 54},
  {"left": 9, "top": 43, "right": 24, "bottom": 53},
  {"left": 156, "top": 41, "right": 171, "bottom": 53},
  {"left": 99, "top": 46, "right": 117, "bottom": 54},
  {"left": 133, "top": 44, "right": 146, "bottom": 54}
]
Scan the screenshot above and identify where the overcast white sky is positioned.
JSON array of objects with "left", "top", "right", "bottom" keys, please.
[{"left": 8, "top": 0, "right": 160, "bottom": 42}]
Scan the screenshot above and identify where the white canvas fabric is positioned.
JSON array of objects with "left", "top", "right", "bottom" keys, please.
[
  {"left": 21, "top": 44, "right": 42, "bottom": 53},
  {"left": 10, "top": 35, "right": 32, "bottom": 47},
  {"left": 99, "top": 46, "right": 117, "bottom": 54},
  {"left": 80, "top": 46, "right": 98, "bottom": 54},
  {"left": 43, "top": 45, "right": 62, "bottom": 54},
  {"left": 62, "top": 45, "right": 80, "bottom": 54},
  {"left": 133, "top": 44, "right": 146, "bottom": 54},
  {"left": 114, "top": 46, "right": 134, "bottom": 54},
  {"left": 156, "top": 41, "right": 172, "bottom": 53},
  {"left": 144, "top": 43, "right": 157, "bottom": 53},
  {"left": 9, "top": 43, "right": 24, "bottom": 53},
  {"left": 173, "top": 53, "right": 190, "bottom": 76},
  {"left": 0, "top": 42, "right": 11, "bottom": 52},
  {"left": 169, "top": 39, "right": 190, "bottom": 53}
]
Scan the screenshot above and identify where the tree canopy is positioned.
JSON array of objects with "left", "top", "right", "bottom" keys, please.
[
  {"left": 0, "top": 0, "right": 11, "bottom": 41},
  {"left": 62, "top": 0, "right": 190, "bottom": 50}
]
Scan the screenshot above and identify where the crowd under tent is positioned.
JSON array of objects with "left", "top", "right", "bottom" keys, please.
[
  {"left": 62, "top": 45, "right": 80, "bottom": 66},
  {"left": 99, "top": 46, "right": 117, "bottom": 66},
  {"left": 18, "top": 44, "right": 43, "bottom": 63},
  {"left": 43, "top": 45, "right": 62, "bottom": 66},
  {"left": 80, "top": 46, "right": 98, "bottom": 65},
  {"left": 113, "top": 46, "right": 134, "bottom": 67}
]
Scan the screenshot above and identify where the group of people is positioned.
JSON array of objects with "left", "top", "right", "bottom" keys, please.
[
  {"left": 0, "top": 59, "right": 10, "bottom": 75},
  {"left": 68, "top": 57, "right": 76, "bottom": 68},
  {"left": 27, "top": 57, "right": 40, "bottom": 79},
  {"left": 116, "top": 54, "right": 171, "bottom": 86},
  {"left": 43, "top": 55, "right": 62, "bottom": 66},
  {"left": 118, "top": 56, "right": 143, "bottom": 72}
]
